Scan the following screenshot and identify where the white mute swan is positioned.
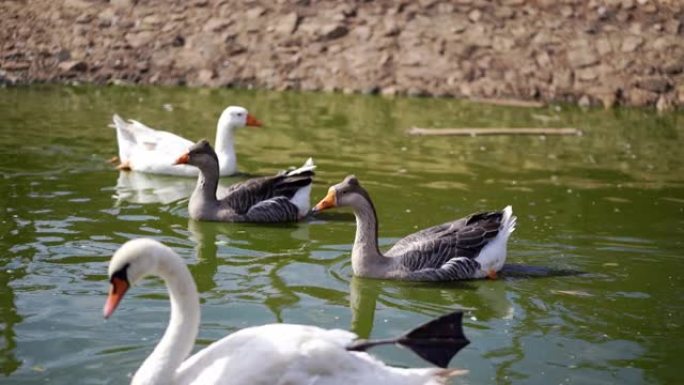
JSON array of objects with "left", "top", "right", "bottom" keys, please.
[
  {"left": 111, "top": 106, "right": 261, "bottom": 177},
  {"left": 103, "top": 239, "right": 470, "bottom": 385}
]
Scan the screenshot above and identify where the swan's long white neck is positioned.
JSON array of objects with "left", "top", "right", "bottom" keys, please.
[
  {"left": 132, "top": 252, "right": 200, "bottom": 385},
  {"left": 214, "top": 120, "right": 237, "bottom": 176}
]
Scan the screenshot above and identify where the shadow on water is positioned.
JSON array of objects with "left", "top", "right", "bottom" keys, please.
[
  {"left": 499, "top": 263, "right": 585, "bottom": 279},
  {"left": 348, "top": 264, "right": 585, "bottom": 339},
  {"left": 307, "top": 212, "right": 356, "bottom": 222}
]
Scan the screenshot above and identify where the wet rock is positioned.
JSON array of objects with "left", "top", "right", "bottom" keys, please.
[
  {"left": 578, "top": 95, "right": 591, "bottom": 108},
  {"left": 656, "top": 94, "right": 675, "bottom": 112},
  {"left": 634, "top": 76, "right": 672, "bottom": 93},
  {"left": 381, "top": 86, "right": 398, "bottom": 96},
  {"left": 626, "top": 88, "right": 659, "bottom": 107}
]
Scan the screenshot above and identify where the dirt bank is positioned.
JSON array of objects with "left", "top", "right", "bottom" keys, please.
[{"left": 1, "top": 0, "right": 683, "bottom": 109}]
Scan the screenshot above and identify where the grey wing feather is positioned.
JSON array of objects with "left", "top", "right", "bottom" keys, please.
[
  {"left": 387, "top": 210, "right": 505, "bottom": 274},
  {"left": 221, "top": 173, "right": 312, "bottom": 214},
  {"left": 404, "top": 257, "right": 481, "bottom": 281},
  {"left": 238, "top": 197, "right": 300, "bottom": 223}
]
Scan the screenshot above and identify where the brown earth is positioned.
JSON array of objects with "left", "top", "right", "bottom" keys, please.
[{"left": 1, "top": 0, "right": 683, "bottom": 109}]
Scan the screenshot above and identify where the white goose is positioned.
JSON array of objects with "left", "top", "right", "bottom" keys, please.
[
  {"left": 104, "top": 239, "right": 469, "bottom": 385},
  {"left": 111, "top": 106, "right": 261, "bottom": 176}
]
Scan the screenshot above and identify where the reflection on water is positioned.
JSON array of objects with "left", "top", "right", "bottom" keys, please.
[
  {"left": 0, "top": 86, "right": 681, "bottom": 384},
  {"left": 114, "top": 171, "right": 196, "bottom": 205}
]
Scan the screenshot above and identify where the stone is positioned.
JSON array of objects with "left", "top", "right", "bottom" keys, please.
[
  {"left": 110, "top": 0, "right": 135, "bottom": 7},
  {"left": 493, "top": 36, "right": 515, "bottom": 51},
  {"left": 320, "top": 23, "right": 348, "bottom": 40},
  {"left": 578, "top": 95, "right": 591, "bottom": 108},
  {"left": 626, "top": 88, "right": 658, "bottom": 107},
  {"left": 656, "top": 94, "right": 674, "bottom": 112},
  {"left": 468, "top": 9, "right": 482, "bottom": 22},
  {"left": 64, "top": 0, "right": 90, "bottom": 8},
  {"left": 665, "top": 19, "right": 681, "bottom": 35},
  {"left": 576, "top": 67, "right": 599, "bottom": 81},
  {"left": 560, "top": 6, "right": 574, "bottom": 17},
  {"left": 197, "top": 69, "right": 215, "bottom": 84},
  {"left": 662, "top": 60, "right": 683, "bottom": 75},
  {"left": 246, "top": 7, "right": 266, "bottom": 20},
  {"left": 3, "top": 61, "right": 30, "bottom": 71},
  {"left": 566, "top": 46, "right": 599, "bottom": 68},
  {"left": 536, "top": 51, "right": 552, "bottom": 68},
  {"left": 275, "top": 12, "right": 299, "bottom": 35},
  {"left": 75, "top": 14, "right": 93, "bottom": 24},
  {"left": 634, "top": 76, "right": 672, "bottom": 93},
  {"left": 621, "top": 35, "right": 643, "bottom": 52},
  {"left": 204, "top": 18, "right": 232, "bottom": 32},
  {"left": 552, "top": 69, "right": 573, "bottom": 89},
  {"left": 595, "top": 38, "right": 612, "bottom": 55},
  {"left": 58, "top": 60, "right": 87, "bottom": 72},
  {"left": 126, "top": 31, "right": 155, "bottom": 49},
  {"left": 494, "top": 6, "right": 515, "bottom": 19}
]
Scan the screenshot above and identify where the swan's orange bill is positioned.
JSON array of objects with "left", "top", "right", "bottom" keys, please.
[
  {"left": 246, "top": 114, "right": 262, "bottom": 127},
  {"left": 313, "top": 190, "right": 337, "bottom": 212},
  {"left": 103, "top": 276, "right": 130, "bottom": 319},
  {"left": 174, "top": 153, "right": 190, "bottom": 165}
]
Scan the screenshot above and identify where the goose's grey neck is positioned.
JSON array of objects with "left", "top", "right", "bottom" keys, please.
[
  {"left": 133, "top": 252, "right": 200, "bottom": 385},
  {"left": 189, "top": 164, "right": 219, "bottom": 220},
  {"left": 350, "top": 196, "right": 386, "bottom": 277}
]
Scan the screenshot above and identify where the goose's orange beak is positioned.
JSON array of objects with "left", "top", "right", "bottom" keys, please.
[
  {"left": 174, "top": 152, "right": 189, "bottom": 165},
  {"left": 246, "top": 114, "right": 262, "bottom": 127},
  {"left": 312, "top": 190, "right": 337, "bottom": 213},
  {"left": 103, "top": 276, "right": 129, "bottom": 319}
]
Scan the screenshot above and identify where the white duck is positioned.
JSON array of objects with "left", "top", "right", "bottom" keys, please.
[
  {"left": 111, "top": 106, "right": 261, "bottom": 177},
  {"left": 104, "top": 239, "right": 470, "bottom": 385}
]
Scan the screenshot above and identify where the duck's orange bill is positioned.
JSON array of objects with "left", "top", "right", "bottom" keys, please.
[
  {"left": 246, "top": 114, "right": 262, "bottom": 127},
  {"left": 103, "top": 276, "right": 129, "bottom": 319},
  {"left": 174, "top": 152, "right": 190, "bottom": 165},
  {"left": 313, "top": 190, "right": 337, "bottom": 212}
]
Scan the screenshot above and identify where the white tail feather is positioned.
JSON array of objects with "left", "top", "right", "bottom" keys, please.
[
  {"left": 112, "top": 114, "right": 135, "bottom": 161},
  {"left": 501, "top": 205, "right": 516, "bottom": 236},
  {"left": 289, "top": 184, "right": 312, "bottom": 218},
  {"left": 286, "top": 157, "right": 316, "bottom": 176}
]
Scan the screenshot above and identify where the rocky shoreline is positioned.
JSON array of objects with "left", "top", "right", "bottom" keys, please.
[{"left": 1, "top": 0, "right": 683, "bottom": 109}]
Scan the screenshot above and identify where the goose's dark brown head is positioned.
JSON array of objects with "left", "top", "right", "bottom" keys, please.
[
  {"left": 174, "top": 139, "right": 219, "bottom": 169},
  {"left": 312, "top": 175, "right": 372, "bottom": 212}
]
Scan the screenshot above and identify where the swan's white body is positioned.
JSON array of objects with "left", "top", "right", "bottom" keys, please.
[
  {"left": 105, "top": 239, "right": 457, "bottom": 385},
  {"left": 111, "top": 106, "right": 259, "bottom": 177}
]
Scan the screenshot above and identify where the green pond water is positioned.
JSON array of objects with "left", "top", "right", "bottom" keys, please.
[{"left": 0, "top": 85, "right": 682, "bottom": 384}]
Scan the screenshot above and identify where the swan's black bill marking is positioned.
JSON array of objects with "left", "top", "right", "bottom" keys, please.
[{"left": 346, "top": 311, "right": 470, "bottom": 368}]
